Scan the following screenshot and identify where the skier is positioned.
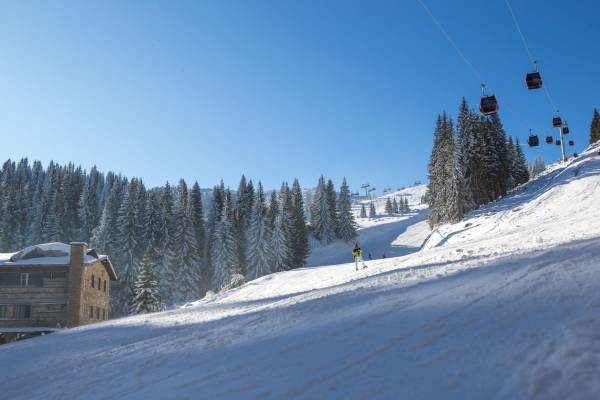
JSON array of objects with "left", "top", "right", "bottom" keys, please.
[{"left": 352, "top": 243, "right": 367, "bottom": 271}]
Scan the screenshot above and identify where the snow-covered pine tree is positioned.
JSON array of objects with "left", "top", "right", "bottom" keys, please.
[
  {"left": 167, "top": 179, "right": 201, "bottom": 303},
  {"left": 359, "top": 204, "right": 367, "bottom": 218},
  {"left": 385, "top": 197, "right": 393, "bottom": 216},
  {"left": 392, "top": 198, "right": 399, "bottom": 214},
  {"left": 205, "top": 181, "right": 224, "bottom": 291},
  {"left": 311, "top": 176, "right": 336, "bottom": 244},
  {"left": 326, "top": 179, "right": 338, "bottom": 236},
  {"left": 470, "top": 116, "right": 492, "bottom": 206},
  {"left": 79, "top": 166, "right": 102, "bottom": 243},
  {"left": 590, "top": 108, "right": 600, "bottom": 144},
  {"left": 403, "top": 197, "right": 410, "bottom": 213},
  {"left": 289, "top": 179, "right": 309, "bottom": 269},
  {"left": 427, "top": 115, "right": 444, "bottom": 227},
  {"left": 506, "top": 136, "right": 517, "bottom": 190},
  {"left": 455, "top": 98, "right": 476, "bottom": 215},
  {"left": 234, "top": 176, "right": 254, "bottom": 276},
  {"left": 245, "top": 182, "right": 273, "bottom": 280},
  {"left": 336, "top": 177, "right": 357, "bottom": 241},
  {"left": 129, "top": 250, "right": 164, "bottom": 315},
  {"left": 514, "top": 138, "right": 530, "bottom": 185},
  {"left": 272, "top": 182, "right": 293, "bottom": 272},
  {"left": 211, "top": 189, "right": 238, "bottom": 290},
  {"left": 267, "top": 190, "right": 278, "bottom": 234},
  {"left": 369, "top": 202, "right": 376, "bottom": 219},
  {"left": 529, "top": 157, "right": 545, "bottom": 179},
  {"left": 189, "top": 181, "right": 205, "bottom": 279},
  {"left": 487, "top": 113, "right": 510, "bottom": 199}
]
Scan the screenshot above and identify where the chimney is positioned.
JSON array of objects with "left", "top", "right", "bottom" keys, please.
[
  {"left": 69, "top": 242, "right": 87, "bottom": 267},
  {"left": 66, "top": 242, "right": 87, "bottom": 327}
]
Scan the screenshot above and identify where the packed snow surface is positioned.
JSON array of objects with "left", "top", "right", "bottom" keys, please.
[{"left": 2, "top": 147, "right": 600, "bottom": 399}]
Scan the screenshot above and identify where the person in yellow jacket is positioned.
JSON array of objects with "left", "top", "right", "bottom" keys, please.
[{"left": 352, "top": 243, "right": 367, "bottom": 271}]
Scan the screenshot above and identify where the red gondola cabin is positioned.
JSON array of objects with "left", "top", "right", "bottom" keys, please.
[
  {"left": 480, "top": 95, "right": 498, "bottom": 116},
  {"left": 525, "top": 71, "right": 542, "bottom": 90}
]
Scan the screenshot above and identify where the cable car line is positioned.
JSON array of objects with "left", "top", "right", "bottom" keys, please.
[{"left": 416, "top": 0, "right": 484, "bottom": 85}]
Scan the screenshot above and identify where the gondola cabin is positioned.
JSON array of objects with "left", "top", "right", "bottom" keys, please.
[
  {"left": 556, "top": 139, "right": 561, "bottom": 146},
  {"left": 480, "top": 95, "right": 498, "bottom": 116},
  {"left": 528, "top": 135, "right": 539, "bottom": 147},
  {"left": 525, "top": 71, "right": 542, "bottom": 89},
  {"left": 545, "top": 136, "right": 553, "bottom": 144},
  {"left": 562, "top": 126, "right": 570, "bottom": 134},
  {"left": 552, "top": 116, "right": 562, "bottom": 128},
  {"left": 569, "top": 140, "right": 574, "bottom": 146}
]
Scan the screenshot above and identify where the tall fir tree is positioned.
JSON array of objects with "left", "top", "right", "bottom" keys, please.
[
  {"left": 289, "top": 179, "right": 309, "bottom": 269},
  {"left": 311, "top": 176, "right": 336, "bottom": 244},
  {"left": 211, "top": 189, "right": 238, "bottom": 290},
  {"left": 129, "top": 250, "right": 164, "bottom": 315},
  {"left": 272, "top": 182, "right": 293, "bottom": 272},
  {"left": 336, "top": 178, "right": 357, "bottom": 241},
  {"left": 359, "top": 203, "right": 367, "bottom": 218},
  {"left": 369, "top": 202, "right": 376, "bottom": 219},
  {"left": 245, "top": 182, "right": 273, "bottom": 280},
  {"left": 590, "top": 108, "right": 600, "bottom": 144}
]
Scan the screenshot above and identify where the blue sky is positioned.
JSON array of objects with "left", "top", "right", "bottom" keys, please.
[{"left": 1, "top": 1, "right": 598, "bottom": 193}]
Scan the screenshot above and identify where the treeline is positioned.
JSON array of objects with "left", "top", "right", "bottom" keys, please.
[
  {"left": 0, "top": 160, "right": 357, "bottom": 315},
  {"left": 427, "top": 98, "right": 530, "bottom": 227}
]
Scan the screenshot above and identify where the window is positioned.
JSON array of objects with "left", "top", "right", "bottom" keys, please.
[
  {"left": 0, "top": 304, "right": 31, "bottom": 320},
  {"left": 89, "top": 306, "right": 93, "bottom": 319},
  {"left": 91, "top": 274, "right": 95, "bottom": 288},
  {"left": 45, "top": 304, "right": 66, "bottom": 312},
  {"left": 20, "top": 273, "right": 30, "bottom": 286},
  {"left": 102, "top": 309, "right": 106, "bottom": 320},
  {"left": 97, "top": 277, "right": 101, "bottom": 290},
  {"left": 103, "top": 280, "right": 107, "bottom": 292},
  {"left": 0, "top": 273, "right": 19, "bottom": 286},
  {"left": 95, "top": 307, "right": 100, "bottom": 320}
]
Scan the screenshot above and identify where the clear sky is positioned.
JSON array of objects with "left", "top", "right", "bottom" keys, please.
[{"left": 1, "top": 1, "right": 598, "bottom": 193}]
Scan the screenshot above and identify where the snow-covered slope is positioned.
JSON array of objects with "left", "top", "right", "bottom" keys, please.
[
  {"left": 307, "top": 184, "right": 430, "bottom": 267},
  {"left": 2, "top": 146, "right": 600, "bottom": 400}
]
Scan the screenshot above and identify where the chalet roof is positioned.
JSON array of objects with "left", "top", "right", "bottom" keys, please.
[{"left": 0, "top": 243, "right": 117, "bottom": 281}]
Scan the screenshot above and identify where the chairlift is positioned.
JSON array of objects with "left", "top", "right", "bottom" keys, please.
[
  {"left": 479, "top": 84, "right": 498, "bottom": 116},
  {"left": 525, "top": 61, "right": 543, "bottom": 90},
  {"left": 545, "top": 136, "right": 553, "bottom": 144},
  {"left": 528, "top": 130, "right": 539, "bottom": 147},
  {"left": 552, "top": 116, "right": 562, "bottom": 128}
]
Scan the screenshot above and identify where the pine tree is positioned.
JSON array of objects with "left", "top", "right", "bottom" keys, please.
[
  {"left": 79, "top": 166, "right": 102, "bottom": 243},
  {"left": 272, "top": 182, "right": 293, "bottom": 272},
  {"left": 211, "top": 189, "right": 238, "bottom": 290},
  {"left": 385, "top": 197, "right": 393, "bottom": 216},
  {"left": 326, "top": 179, "right": 338, "bottom": 236},
  {"left": 590, "top": 108, "right": 600, "bottom": 144},
  {"left": 311, "top": 176, "right": 336, "bottom": 244},
  {"left": 234, "top": 176, "right": 253, "bottom": 276},
  {"left": 514, "top": 138, "right": 530, "bottom": 185},
  {"left": 189, "top": 182, "right": 205, "bottom": 277},
  {"left": 359, "top": 204, "right": 367, "bottom": 218},
  {"left": 392, "top": 198, "right": 399, "bottom": 214},
  {"left": 289, "top": 179, "right": 309, "bottom": 269},
  {"left": 112, "top": 178, "right": 140, "bottom": 315},
  {"left": 246, "top": 182, "right": 273, "bottom": 280},
  {"left": 455, "top": 98, "right": 476, "bottom": 215},
  {"left": 336, "top": 178, "right": 357, "bottom": 241},
  {"left": 167, "top": 179, "right": 201, "bottom": 302},
  {"left": 129, "top": 251, "right": 164, "bottom": 315},
  {"left": 369, "top": 202, "right": 376, "bottom": 219}
]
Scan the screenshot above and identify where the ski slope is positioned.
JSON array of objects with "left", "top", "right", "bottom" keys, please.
[
  {"left": 2, "top": 146, "right": 600, "bottom": 399},
  {"left": 308, "top": 184, "right": 430, "bottom": 267}
]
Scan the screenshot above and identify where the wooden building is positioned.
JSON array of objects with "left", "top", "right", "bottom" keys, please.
[{"left": 0, "top": 242, "right": 117, "bottom": 329}]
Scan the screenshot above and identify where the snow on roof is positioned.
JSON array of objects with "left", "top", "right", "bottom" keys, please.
[{"left": 0, "top": 242, "right": 105, "bottom": 267}]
